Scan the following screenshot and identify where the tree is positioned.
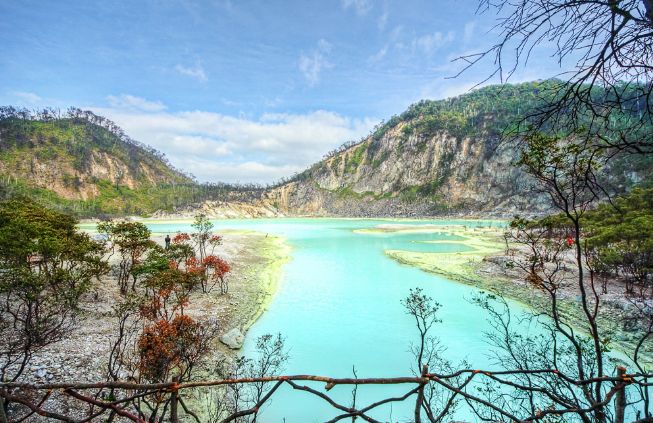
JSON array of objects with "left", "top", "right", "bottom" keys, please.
[
  {"left": 191, "top": 213, "right": 213, "bottom": 263},
  {"left": 0, "top": 198, "right": 107, "bottom": 416},
  {"left": 172, "top": 230, "right": 229, "bottom": 294},
  {"left": 209, "top": 334, "right": 288, "bottom": 422},
  {"left": 461, "top": 1, "right": 653, "bottom": 155},
  {"left": 402, "top": 288, "right": 463, "bottom": 422},
  {"left": 584, "top": 188, "right": 653, "bottom": 297},
  {"left": 98, "top": 221, "right": 155, "bottom": 295},
  {"left": 202, "top": 255, "right": 231, "bottom": 294},
  {"left": 504, "top": 133, "right": 613, "bottom": 422},
  {"left": 103, "top": 258, "right": 217, "bottom": 422}
]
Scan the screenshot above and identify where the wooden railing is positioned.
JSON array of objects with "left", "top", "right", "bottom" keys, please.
[{"left": 0, "top": 366, "right": 644, "bottom": 423}]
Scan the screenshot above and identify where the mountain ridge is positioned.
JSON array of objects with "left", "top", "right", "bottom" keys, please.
[
  {"left": 257, "top": 81, "right": 651, "bottom": 217},
  {"left": 2, "top": 81, "right": 651, "bottom": 217}
]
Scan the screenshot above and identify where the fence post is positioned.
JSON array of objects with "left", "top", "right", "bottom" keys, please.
[
  {"left": 415, "top": 364, "right": 428, "bottom": 423},
  {"left": 170, "top": 376, "right": 179, "bottom": 423},
  {"left": 0, "top": 395, "right": 8, "bottom": 423},
  {"left": 615, "top": 366, "right": 627, "bottom": 423}
]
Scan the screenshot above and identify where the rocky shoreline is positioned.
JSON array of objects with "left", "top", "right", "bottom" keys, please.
[
  {"left": 375, "top": 225, "right": 653, "bottom": 368},
  {"left": 16, "top": 229, "right": 290, "bottom": 391}
]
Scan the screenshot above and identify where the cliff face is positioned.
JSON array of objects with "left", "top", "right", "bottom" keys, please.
[
  {"left": 259, "top": 81, "right": 651, "bottom": 217},
  {"left": 263, "top": 126, "right": 543, "bottom": 217},
  {"left": 0, "top": 114, "right": 195, "bottom": 215},
  {"left": 0, "top": 150, "right": 186, "bottom": 201},
  {"left": 0, "top": 118, "right": 191, "bottom": 200}
]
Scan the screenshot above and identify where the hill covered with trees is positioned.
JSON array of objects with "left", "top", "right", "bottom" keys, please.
[
  {"left": 264, "top": 80, "right": 653, "bottom": 216},
  {"left": 1, "top": 80, "right": 651, "bottom": 218},
  {"left": 0, "top": 107, "right": 265, "bottom": 216}
]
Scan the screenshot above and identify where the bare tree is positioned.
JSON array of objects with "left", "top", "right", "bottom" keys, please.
[{"left": 458, "top": 1, "right": 653, "bottom": 156}]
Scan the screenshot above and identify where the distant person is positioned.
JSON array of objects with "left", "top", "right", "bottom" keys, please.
[{"left": 165, "top": 234, "right": 171, "bottom": 249}]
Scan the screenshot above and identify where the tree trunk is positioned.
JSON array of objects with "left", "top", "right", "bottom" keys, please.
[
  {"left": 0, "top": 397, "right": 8, "bottom": 423},
  {"left": 170, "top": 377, "right": 179, "bottom": 423},
  {"left": 615, "top": 366, "right": 627, "bottom": 423},
  {"left": 414, "top": 364, "right": 428, "bottom": 423}
]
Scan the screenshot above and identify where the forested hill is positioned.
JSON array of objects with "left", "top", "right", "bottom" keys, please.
[
  {"left": 262, "top": 81, "right": 653, "bottom": 217},
  {"left": 0, "top": 107, "right": 256, "bottom": 216},
  {"left": 1, "top": 81, "right": 651, "bottom": 218}
]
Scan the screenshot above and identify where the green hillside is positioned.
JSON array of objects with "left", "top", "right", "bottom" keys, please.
[
  {"left": 290, "top": 81, "right": 653, "bottom": 187},
  {"left": 2, "top": 81, "right": 651, "bottom": 218},
  {"left": 0, "top": 108, "right": 250, "bottom": 216}
]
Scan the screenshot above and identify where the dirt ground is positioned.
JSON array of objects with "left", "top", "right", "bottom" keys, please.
[{"left": 18, "top": 229, "right": 289, "bottom": 387}]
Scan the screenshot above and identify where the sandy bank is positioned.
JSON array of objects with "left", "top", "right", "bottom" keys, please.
[
  {"left": 382, "top": 227, "right": 506, "bottom": 287},
  {"left": 364, "top": 224, "right": 652, "bottom": 366},
  {"left": 20, "top": 228, "right": 291, "bottom": 387}
]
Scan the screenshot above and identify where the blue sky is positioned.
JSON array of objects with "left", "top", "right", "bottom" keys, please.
[{"left": 0, "top": 0, "right": 562, "bottom": 183}]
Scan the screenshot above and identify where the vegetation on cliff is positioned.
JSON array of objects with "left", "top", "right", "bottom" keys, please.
[
  {"left": 0, "top": 107, "right": 265, "bottom": 216},
  {"left": 270, "top": 81, "right": 652, "bottom": 216},
  {"left": 2, "top": 80, "right": 651, "bottom": 218}
]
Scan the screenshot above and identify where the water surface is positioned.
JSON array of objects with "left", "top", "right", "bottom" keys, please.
[{"left": 138, "top": 218, "right": 516, "bottom": 421}]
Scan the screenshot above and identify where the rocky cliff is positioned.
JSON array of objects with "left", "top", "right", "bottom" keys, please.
[
  {"left": 3, "top": 81, "right": 650, "bottom": 218},
  {"left": 0, "top": 108, "right": 194, "bottom": 215},
  {"left": 263, "top": 125, "right": 539, "bottom": 217},
  {"left": 259, "top": 82, "right": 651, "bottom": 217}
]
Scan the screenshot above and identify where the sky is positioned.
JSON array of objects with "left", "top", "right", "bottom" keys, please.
[{"left": 0, "top": 0, "right": 563, "bottom": 184}]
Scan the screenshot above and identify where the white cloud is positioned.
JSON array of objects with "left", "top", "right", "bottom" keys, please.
[
  {"left": 413, "top": 31, "right": 455, "bottom": 56},
  {"left": 175, "top": 63, "right": 208, "bottom": 82},
  {"left": 172, "top": 159, "right": 302, "bottom": 185},
  {"left": 12, "top": 91, "right": 42, "bottom": 104},
  {"left": 377, "top": 10, "right": 389, "bottom": 30},
  {"left": 368, "top": 45, "right": 388, "bottom": 63},
  {"left": 341, "top": 0, "right": 372, "bottom": 15},
  {"left": 107, "top": 94, "right": 166, "bottom": 112},
  {"left": 463, "top": 22, "right": 476, "bottom": 44},
  {"left": 389, "top": 25, "right": 403, "bottom": 41},
  {"left": 298, "top": 39, "right": 333, "bottom": 86},
  {"left": 93, "top": 96, "right": 377, "bottom": 184}
]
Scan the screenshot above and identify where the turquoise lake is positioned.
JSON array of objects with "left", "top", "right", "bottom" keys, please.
[{"left": 133, "top": 218, "right": 526, "bottom": 421}]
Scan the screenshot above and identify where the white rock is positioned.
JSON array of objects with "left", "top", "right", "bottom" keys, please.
[{"left": 220, "top": 328, "right": 244, "bottom": 349}]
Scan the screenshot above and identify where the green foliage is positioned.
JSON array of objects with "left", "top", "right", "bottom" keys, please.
[
  {"left": 399, "top": 181, "right": 444, "bottom": 204},
  {"left": 0, "top": 198, "right": 107, "bottom": 381},
  {"left": 369, "top": 80, "right": 653, "bottom": 148},
  {"left": 0, "top": 197, "right": 107, "bottom": 292},
  {"left": 0, "top": 115, "right": 250, "bottom": 217},
  {"left": 371, "top": 155, "right": 386, "bottom": 169},
  {"left": 332, "top": 185, "right": 365, "bottom": 199},
  {"left": 519, "top": 131, "right": 602, "bottom": 215},
  {"left": 133, "top": 245, "right": 172, "bottom": 280},
  {"left": 344, "top": 144, "right": 367, "bottom": 173},
  {"left": 0, "top": 176, "right": 248, "bottom": 217},
  {"left": 0, "top": 118, "right": 188, "bottom": 182},
  {"left": 191, "top": 213, "right": 214, "bottom": 261},
  {"left": 330, "top": 155, "right": 341, "bottom": 174},
  {"left": 399, "top": 186, "right": 420, "bottom": 203},
  {"left": 366, "top": 137, "right": 389, "bottom": 168},
  {"left": 98, "top": 220, "right": 152, "bottom": 249},
  {"left": 527, "top": 188, "right": 653, "bottom": 294},
  {"left": 584, "top": 188, "right": 653, "bottom": 288},
  {"left": 374, "top": 81, "right": 557, "bottom": 142},
  {"left": 98, "top": 220, "right": 154, "bottom": 294}
]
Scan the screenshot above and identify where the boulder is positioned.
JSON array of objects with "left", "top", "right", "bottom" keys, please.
[{"left": 220, "top": 328, "right": 244, "bottom": 349}]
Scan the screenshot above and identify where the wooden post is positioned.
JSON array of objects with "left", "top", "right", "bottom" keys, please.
[
  {"left": 0, "top": 395, "right": 8, "bottom": 423},
  {"left": 414, "top": 364, "right": 428, "bottom": 423},
  {"left": 170, "top": 377, "right": 179, "bottom": 423},
  {"left": 615, "top": 366, "right": 627, "bottom": 423}
]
